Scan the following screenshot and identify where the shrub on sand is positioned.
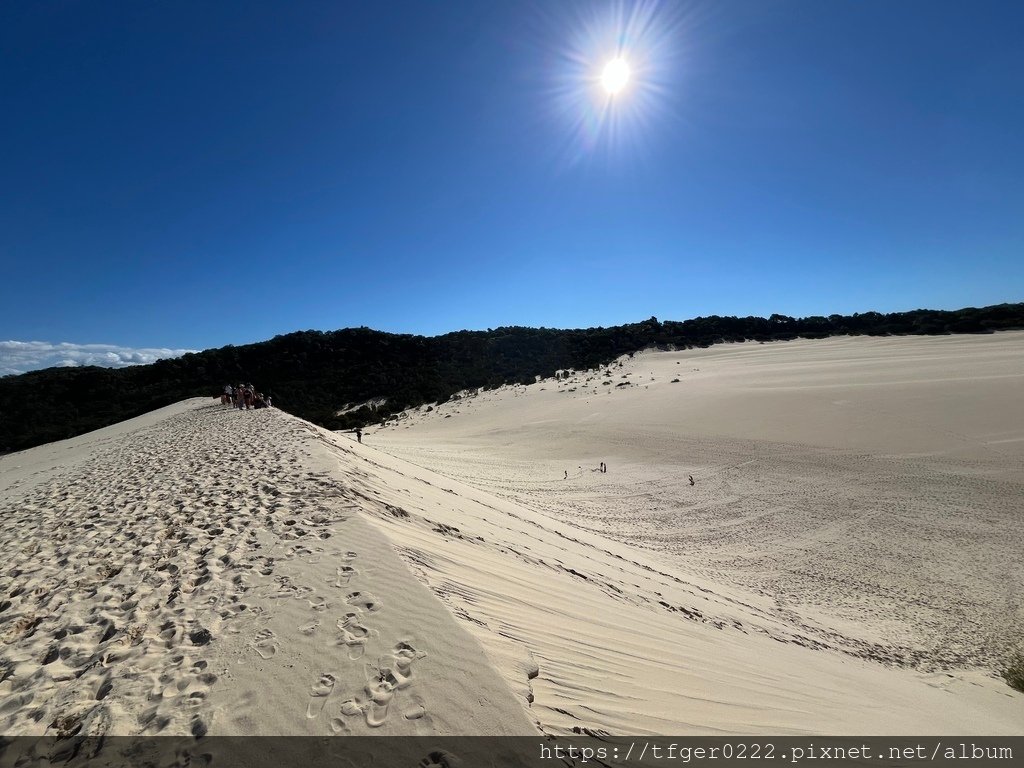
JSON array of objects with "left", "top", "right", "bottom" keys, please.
[{"left": 1002, "top": 653, "right": 1024, "bottom": 693}]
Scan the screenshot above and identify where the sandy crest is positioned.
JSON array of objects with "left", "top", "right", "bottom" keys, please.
[{"left": 0, "top": 400, "right": 535, "bottom": 737}]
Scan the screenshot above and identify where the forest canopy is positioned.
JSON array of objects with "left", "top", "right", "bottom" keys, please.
[{"left": 1, "top": 303, "right": 1021, "bottom": 453}]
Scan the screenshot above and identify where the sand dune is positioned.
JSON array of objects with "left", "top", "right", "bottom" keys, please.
[
  {"left": 1, "top": 333, "right": 1021, "bottom": 738},
  {"left": 325, "top": 430, "right": 1022, "bottom": 735},
  {"left": 0, "top": 401, "right": 533, "bottom": 737},
  {"left": 366, "top": 333, "right": 1024, "bottom": 732}
]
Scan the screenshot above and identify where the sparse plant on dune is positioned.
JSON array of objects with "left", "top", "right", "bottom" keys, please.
[{"left": 1002, "top": 652, "right": 1024, "bottom": 692}]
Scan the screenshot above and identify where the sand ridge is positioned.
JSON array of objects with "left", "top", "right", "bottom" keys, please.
[{"left": 0, "top": 400, "right": 534, "bottom": 737}]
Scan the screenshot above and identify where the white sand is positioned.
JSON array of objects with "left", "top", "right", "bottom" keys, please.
[
  {"left": 368, "top": 332, "right": 1024, "bottom": 733},
  {"left": 1, "top": 333, "right": 1021, "bottom": 737},
  {"left": 0, "top": 401, "right": 534, "bottom": 737}
]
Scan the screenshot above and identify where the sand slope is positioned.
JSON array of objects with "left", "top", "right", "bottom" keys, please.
[
  {"left": 0, "top": 401, "right": 534, "bottom": 736},
  {"left": 326, "top": 428, "right": 1021, "bottom": 735},
  {"left": 362, "top": 333, "right": 1024, "bottom": 733},
  {"left": 371, "top": 333, "right": 1024, "bottom": 674}
]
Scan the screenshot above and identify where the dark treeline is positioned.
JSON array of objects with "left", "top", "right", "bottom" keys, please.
[{"left": 1, "top": 303, "right": 1021, "bottom": 453}]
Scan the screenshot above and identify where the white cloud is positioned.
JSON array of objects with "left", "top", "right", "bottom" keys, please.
[{"left": 0, "top": 341, "right": 199, "bottom": 377}]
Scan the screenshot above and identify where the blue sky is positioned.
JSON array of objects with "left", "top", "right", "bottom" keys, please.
[{"left": 2, "top": 0, "right": 1022, "bottom": 372}]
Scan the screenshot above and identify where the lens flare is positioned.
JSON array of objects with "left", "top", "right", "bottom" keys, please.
[{"left": 537, "top": 0, "right": 691, "bottom": 166}]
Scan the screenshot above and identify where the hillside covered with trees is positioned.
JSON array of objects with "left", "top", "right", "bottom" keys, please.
[{"left": 1, "top": 303, "right": 1021, "bottom": 453}]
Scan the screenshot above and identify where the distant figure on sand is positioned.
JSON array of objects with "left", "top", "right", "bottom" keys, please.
[
  {"left": 688, "top": 474, "right": 695, "bottom": 486},
  {"left": 355, "top": 428, "right": 362, "bottom": 443},
  {"left": 564, "top": 470, "right": 568, "bottom": 480},
  {"left": 600, "top": 461, "right": 607, "bottom": 473}
]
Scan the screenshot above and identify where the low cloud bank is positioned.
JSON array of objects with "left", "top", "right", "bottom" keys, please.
[{"left": 0, "top": 341, "right": 199, "bottom": 376}]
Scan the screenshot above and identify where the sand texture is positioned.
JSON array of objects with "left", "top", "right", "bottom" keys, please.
[
  {"left": 0, "top": 402, "right": 534, "bottom": 737},
  {"left": 1, "top": 333, "right": 1022, "bottom": 737},
  {"left": 369, "top": 332, "right": 1023, "bottom": 733}
]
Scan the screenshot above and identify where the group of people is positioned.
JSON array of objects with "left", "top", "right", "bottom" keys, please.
[{"left": 221, "top": 383, "right": 272, "bottom": 410}]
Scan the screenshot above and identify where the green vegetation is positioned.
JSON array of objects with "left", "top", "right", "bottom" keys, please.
[{"left": 1, "top": 303, "right": 1021, "bottom": 453}]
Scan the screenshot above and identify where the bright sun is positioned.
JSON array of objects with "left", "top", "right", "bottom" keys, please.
[{"left": 601, "top": 57, "right": 631, "bottom": 95}]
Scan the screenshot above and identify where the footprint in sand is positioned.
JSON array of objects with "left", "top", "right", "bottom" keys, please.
[
  {"left": 337, "top": 613, "right": 370, "bottom": 659},
  {"left": 306, "top": 673, "right": 336, "bottom": 719},
  {"left": 345, "top": 591, "right": 381, "bottom": 612},
  {"left": 339, "top": 699, "right": 362, "bottom": 717},
  {"left": 334, "top": 565, "right": 358, "bottom": 587},
  {"left": 403, "top": 704, "right": 426, "bottom": 720},
  {"left": 48, "top": 703, "right": 112, "bottom": 748},
  {"left": 391, "top": 641, "right": 426, "bottom": 688},
  {"left": 289, "top": 584, "right": 315, "bottom": 600},
  {"left": 0, "top": 691, "right": 33, "bottom": 717},
  {"left": 363, "top": 677, "right": 395, "bottom": 727},
  {"left": 306, "top": 594, "right": 330, "bottom": 612},
  {"left": 94, "top": 673, "right": 113, "bottom": 701},
  {"left": 337, "top": 677, "right": 394, "bottom": 729},
  {"left": 336, "top": 641, "right": 426, "bottom": 727},
  {"left": 252, "top": 628, "right": 278, "bottom": 659}
]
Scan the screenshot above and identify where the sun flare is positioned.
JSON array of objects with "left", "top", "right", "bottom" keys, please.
[
  {"left": 601, "top": 57, "right": 631, "bottom": 94},
  {"left": 546, "top": 0, "right": 683, "bottom": 162}
]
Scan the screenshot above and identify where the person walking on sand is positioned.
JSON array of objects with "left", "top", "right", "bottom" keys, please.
[
  {"left": 564, "top": 470, "right": 568, "bottom": 480},
  {"left": 355, "top": 428, "right": 362, "bottom": 444},
  {"left": 688, "top": 474, "right": 695, "bottom": 486}
]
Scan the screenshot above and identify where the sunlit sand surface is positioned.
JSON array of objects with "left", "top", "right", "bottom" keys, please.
[
  {"left": 370, "top": 332, "right": 1024, "bottom": 731},
  {"left": 1, "top": 333, "right": 1021, "bottom": 737}
]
